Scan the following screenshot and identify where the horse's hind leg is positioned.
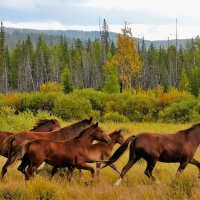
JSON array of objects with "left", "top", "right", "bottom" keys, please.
[
  {"left": 1, "top": 157, "right": 12, "bottom": 180},
  {"left": 189, "top": 158, "right": 200, "bottom": 178},
  {"left": 176, "top": 160, "right": 189, "bottom": 177},
  {"left": 144, "top": 158, "right": 157, "bottom": 182},
  {"left": 113, "top": 152, "right": 140, "bottom": 186}
]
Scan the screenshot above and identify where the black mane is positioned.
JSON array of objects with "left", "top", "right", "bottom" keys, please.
[{"left": 31, "top": 119, "right": 57, "bottom": 130}]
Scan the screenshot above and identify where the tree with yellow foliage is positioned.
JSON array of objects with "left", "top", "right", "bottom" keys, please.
[{"left": 112, "top": 24, "right": 143, "bottom": 92}]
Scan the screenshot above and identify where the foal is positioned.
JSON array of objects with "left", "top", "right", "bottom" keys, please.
[
  {"left": 86, "top": 130, "right": 124, "bottom": 176},
  {"left": 102, "top": 122, "right": 200, "bottom": 186},
  {"left": 8, "top": 122, "right": 111, "bottom": 181}
]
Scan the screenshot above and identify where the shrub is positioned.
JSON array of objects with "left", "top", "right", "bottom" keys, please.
[
  {"left": 73, "top": 89, "right": 107, "bottom": 115},
  {"left": 159, "top": 98, "right": 200, "bottom": 123},
  {"left": 40, "top": 81, "right": 63, "bottom": 92},
  {"left": 123, "top": 94, "right": 158, "bottom": 122},
  {"left": 102, "top": 112, "right": 129, "bottom": 123},
  {"left": 53, "top": 94, "right": 92, "bottom": 120}
]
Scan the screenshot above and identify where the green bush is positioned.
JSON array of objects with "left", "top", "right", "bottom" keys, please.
[
  {"left": 53, "top": 94, "right": 92, "bottom": 120},
  {"left": 159, "top": 98, "right": 200, "bottom": 123},
  {"left": 17, "top": 92, "right": 61, "bottom": 113},
  {"left": 123, "top": 94, "right": 158, "bottom": 122},
  {"left": 102, "top": 112, "right": 129, "bottom": 123},
  {"left": 73, "top": 89, "right": 107, "bottom": 115}
]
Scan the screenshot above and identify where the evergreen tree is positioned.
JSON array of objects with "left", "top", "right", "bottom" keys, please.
[
  {"left": 61, "top": 66, "right": 74, "bottom": 93},
  {"left": 179, "top": 67, "right": 189, "bottom": 91},
  {"left": 102, "top": 62, "right": 119, "bottom": 93}
]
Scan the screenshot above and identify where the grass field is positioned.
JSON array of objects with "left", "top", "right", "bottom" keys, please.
[{"left": 1, "top": 122, "right": 200, "bottom": 200}]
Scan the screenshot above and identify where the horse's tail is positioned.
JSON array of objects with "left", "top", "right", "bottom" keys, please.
[
  {"left": 8, "top": 140, "right": 32, "bottom": 167},
  {"left": 1, "top": 135, "right": 15, "bottom": 158},
  {"left": 101, "top": 135, "right": 136, "bottom": 168}
]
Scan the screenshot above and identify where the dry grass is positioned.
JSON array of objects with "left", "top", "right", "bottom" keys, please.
[{"left": 1, "top": 122, "right": 200, "bottom": 200}]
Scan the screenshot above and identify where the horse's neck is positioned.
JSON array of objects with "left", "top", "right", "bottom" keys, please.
[
  {"left": 76, "top": 131, "right": 94, "bottom": 147},
  {"left": 186, "top": 127, "right": 200, "bottom": 145},
  {"left": 108, "top": 136, "right": 117, "bottom": 149}
]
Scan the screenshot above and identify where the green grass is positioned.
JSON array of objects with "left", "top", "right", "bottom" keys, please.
[{"left": 1, "top": 122, "right": 200, "bottom": 200}]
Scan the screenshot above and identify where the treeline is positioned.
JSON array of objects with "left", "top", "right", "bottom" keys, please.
[{"left": 0, "top": 21, "right": 200, "bottom": 96}]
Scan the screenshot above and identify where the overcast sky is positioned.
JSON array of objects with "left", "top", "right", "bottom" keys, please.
[{"left": 1, "top": 0, "right": 200, "bottom": 40}]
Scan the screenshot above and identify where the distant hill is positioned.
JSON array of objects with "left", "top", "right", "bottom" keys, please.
[{"left": 4, "top": 27, "right": 190, "bottom": 50}]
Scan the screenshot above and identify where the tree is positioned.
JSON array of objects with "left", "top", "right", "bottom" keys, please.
[
  {"left": 102, "top": 62, "right": 119, "bottom": 93},
  {"left": 179, "top": 67, "right": 189, "bottom": 91},
  {"left": 0, "top": 21, "right": 8, "bottom": 93},
  {"left": 101, "top": 19, "right": 109, "bottom": 65},
  {"left": 112, "top": 24, "right": 143, "bottom": 92},
  {"left": 61, "top": 66, "right": 74, "bottom": 93}
]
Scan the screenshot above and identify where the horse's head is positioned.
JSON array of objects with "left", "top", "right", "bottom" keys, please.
[
  {"left": 91, "top": 122, "right": 111, "bottom": 144},
  {"left": 110, "top": 130, "right": 125, "bottom": 145}
]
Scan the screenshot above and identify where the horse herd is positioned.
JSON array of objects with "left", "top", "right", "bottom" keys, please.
[{"left": 1, "top": 117, "right": 200, "bottom": 186}]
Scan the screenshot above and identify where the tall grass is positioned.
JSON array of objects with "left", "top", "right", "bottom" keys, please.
[{"left": 1, "top": 119, "right": 200, "bottom": 199}]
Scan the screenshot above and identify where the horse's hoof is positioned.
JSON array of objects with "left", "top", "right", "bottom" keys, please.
[
  {"left": 113, "top": 178, "right": 122, "bottom": 186},
  {"left": 84, "top": 181, "right": 93, "bottom": 187}
]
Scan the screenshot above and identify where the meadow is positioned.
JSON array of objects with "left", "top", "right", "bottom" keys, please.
[{"left": 1, "top": 120, "right": 200, "bottom": 200}]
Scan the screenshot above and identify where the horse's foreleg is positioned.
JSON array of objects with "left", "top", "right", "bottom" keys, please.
[
  {"left": 109, "top": 164, "right": 121, "bottom": 174},
  {"left": 96, "top": 163, "right": 101, "bottom": 177},
  {"left": 50, "top": 167, "right": 58, "bottom": 180},
  {"left": 77, "top": 164, "right": 95, "bottom": 180},
  {"left": 189, "top": 158, "right": 200, "bottom": 178}
]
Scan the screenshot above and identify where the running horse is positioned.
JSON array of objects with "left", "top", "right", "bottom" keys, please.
[
  {"left": 6, "top": 122, "right": 111, "bottom": 182},
  {"left": 0, "top": 119, "right": 61, "bottom": 157},
  {"left": 102, "top": 122, "right": 200, "bottom": 186},
  {"left": 50, "top": 130, "right": 125, "bottom": 179},
  {"left": 1, "top": 117, "right": 93, "bottom": 179}
]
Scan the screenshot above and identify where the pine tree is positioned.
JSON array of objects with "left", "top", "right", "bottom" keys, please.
[
  {"left": 101, "top": 19, "right": 109, "bottom": 65},
  {"left": 102, "top": 62, "right": 119, "bottom": 93},
  {"left": 179, "top": 67, "right": 189, "bottom": 91},
  {"left": 61, "top": 66, "right": 74, "bottom": 93}
]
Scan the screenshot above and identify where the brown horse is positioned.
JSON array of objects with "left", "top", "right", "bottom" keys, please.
[
  {"left": 0, "top": 119, "right": 61, "bottom": 157},
  {"left": 1, "top": 117, "right": 93, "bottom": 179},
  {"left": 7, "top": 122, "right": 111, "bottom": 181},
  {"left": 51, "top": 130, "right": 125, "bottom": 179},
  {"left": 102, "top": 122, "right": 200, "bottom": 186},
  {"left": 86, "top": 130, "right": 125, "bottom": 176}
]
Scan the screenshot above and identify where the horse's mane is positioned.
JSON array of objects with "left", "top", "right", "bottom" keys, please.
[
  {"left": 73, "top": 126, "right": 91, "bottom": 140},
  {"left": 31, "top": 119, "right": 58, "bottom": 130},
  {"left": 179, "top": 122, "right": 200, "bottom": 134}
]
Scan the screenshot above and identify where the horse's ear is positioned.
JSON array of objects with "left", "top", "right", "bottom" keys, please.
[
  {"left": 94, "top": 122, "right": 98, "bottom": 128},
  {"left": 118, "top": 130, "right": 121, "bottom": 133},
  {"left": 89, "top": 117, "right": 93, "bottom": 123}
]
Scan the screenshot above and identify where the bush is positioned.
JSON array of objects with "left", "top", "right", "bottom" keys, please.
[
  {"left": 40, "top": 81, "right": 63, "bottom": 92},
  {"left": 73, "top": 89, "right": 107, "bottom": 115},
  {"left": 102, "top": 112, "right": 129, "bottom": 123},
  {"left": 17, "top": 92, "right": 61, "bottom": 113},
  {"left": 53, "top": 94, "right": 92, "bottom": 120},
  {"left": 159, "top": 98, "right": 200, "bottom": 123},
  {"left": 123, "top": 94, "right": 158, "bottom": 122}
]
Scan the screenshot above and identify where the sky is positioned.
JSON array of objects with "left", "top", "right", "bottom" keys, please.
[{"left": 0, "top": 0, "right": 200, "bottom": 40}]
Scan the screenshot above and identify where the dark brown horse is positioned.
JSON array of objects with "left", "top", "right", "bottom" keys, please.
[
  {"left": 102, "top": 122, "right": 200, "bottom": 186},
  {"left": 1, "top": 117, "right": 93, "bottom": 179},
  {"left": 0, "top": 119, "right": 61, "bottom": 157},
  {"left": 7, "top": 122, "right": 111, "bottom": 181}
]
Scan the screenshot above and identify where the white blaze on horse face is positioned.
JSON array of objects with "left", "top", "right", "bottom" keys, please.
[
  {"left": 113, "top": 178, "right": 122, "bottom": 186},
  {"left": 37, "top": 162, "right": 46, "bottom": 170}
]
